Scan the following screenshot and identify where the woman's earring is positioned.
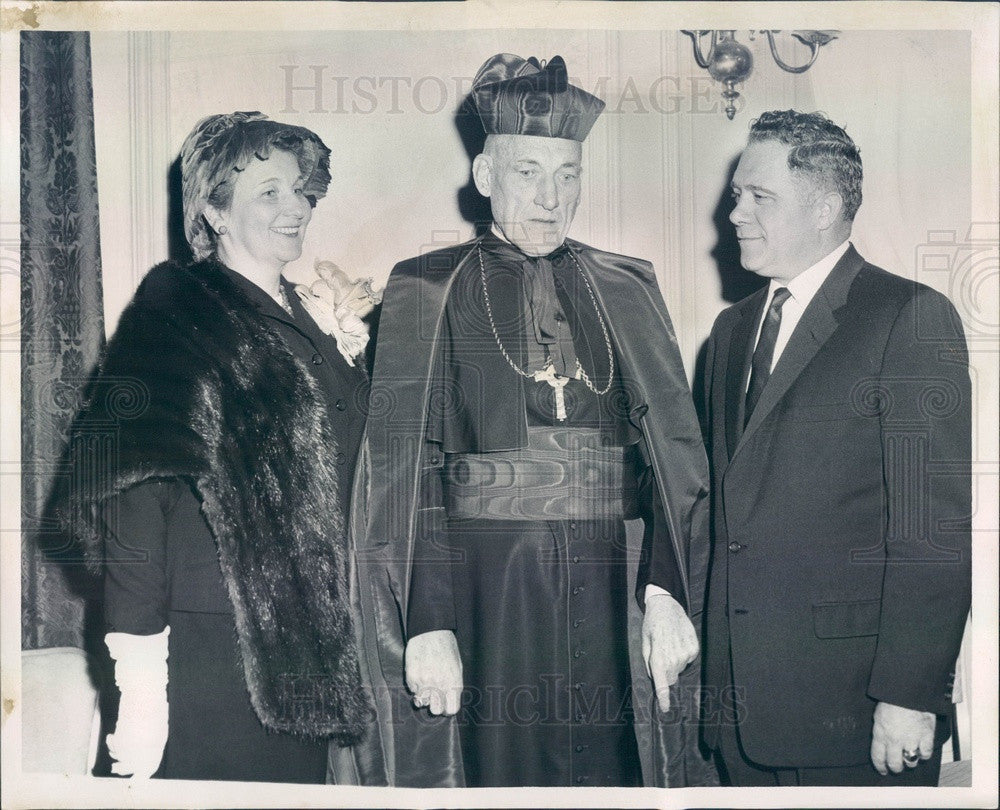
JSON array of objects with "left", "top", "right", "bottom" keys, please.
[{"left": 217, "top": 225, "right": 228, "bottom": 235}]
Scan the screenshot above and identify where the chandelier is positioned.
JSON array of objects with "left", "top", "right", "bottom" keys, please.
[{"left": 681, "top": 30, "right": 839, "bottom": 119}]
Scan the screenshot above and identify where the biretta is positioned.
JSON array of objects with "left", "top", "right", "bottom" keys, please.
[{"left": 471, "top": 53, "right": 605, "bottom": 141}]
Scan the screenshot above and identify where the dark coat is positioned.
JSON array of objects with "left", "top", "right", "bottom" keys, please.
[
  {"left": 59, "top": 259, "right": 373, "bottom": 745},
  {"left": 359, "top": 235, "right": 712, "bottom": 787},
  {"left": 701, "top": 245, "right": 971, "bottom": 767}
]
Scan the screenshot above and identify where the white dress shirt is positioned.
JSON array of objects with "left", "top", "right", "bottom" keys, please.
[
  {"left": 646, "top": 240, "right": 850, "bottom": 606},
  {"left": 749, "top": 240, "right": 851, "bottom": 381}
]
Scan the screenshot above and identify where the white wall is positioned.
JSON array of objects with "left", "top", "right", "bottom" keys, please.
[{"left": 92, "top": 30, "right": 974, "bottom": 365}]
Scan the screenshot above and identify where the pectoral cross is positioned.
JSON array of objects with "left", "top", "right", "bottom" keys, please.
[{"left": 533, "top": 362, "right": 572, "bottom": 421}]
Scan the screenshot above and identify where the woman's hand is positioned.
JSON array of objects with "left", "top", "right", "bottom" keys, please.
[{"left": 105, "top": 627, "right": 170, "bottom": 778}]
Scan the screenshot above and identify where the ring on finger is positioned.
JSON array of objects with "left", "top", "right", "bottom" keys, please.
[{"left": 902, "top": 749, "right": 920, "bottom": 766}]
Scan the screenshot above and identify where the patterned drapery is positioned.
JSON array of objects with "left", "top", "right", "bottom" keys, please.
[{"left": 21, "top": 31, "right": 105, "bottom": 650}]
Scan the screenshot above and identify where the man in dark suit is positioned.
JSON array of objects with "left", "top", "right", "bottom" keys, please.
[{"left": 701, "top": 109, "right": 971, "bottom": 786}]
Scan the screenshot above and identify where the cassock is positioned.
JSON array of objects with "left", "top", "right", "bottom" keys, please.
[{"left": 359, "top": 231, "right": 713, "bottom": 787}]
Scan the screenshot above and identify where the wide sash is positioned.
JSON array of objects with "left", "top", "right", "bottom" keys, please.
[{"left": 443, "top": 426, "right": 635, "bottom": 520}]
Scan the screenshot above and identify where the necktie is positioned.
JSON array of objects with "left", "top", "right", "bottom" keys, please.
[
  {"left": 522, "top": 256, "right": 576, "bottom": 377},
  {"left": 744, "top": 287, "right": 792, "bottom": 426}
]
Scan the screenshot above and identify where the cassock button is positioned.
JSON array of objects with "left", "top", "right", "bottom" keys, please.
[
  {"left": 572, "top": 586, "right": 585, "bottom": 595},
  {"left": 573, "top": 618, "right": 584, "bottom": 628},
  {"left": 574, "top": 682, "right": 585, "bottom": 690},
  {"left": 573, "top": 649, "right": 582, "bottom": 659},
  {"left": 311, "top": 353, "right": 324, "bottom": 365},
  {"left": 572, "top": 555, "right": 580, "bottom": 563},
  {"left": 575, "top": 775, "right": 586, "bottom": 784},
  {"left": 728, "top": 541, "right": 742, "bottom": 553},
  {"left": 335, "top": 398, "right": 347, "bottom": 411},
  {"left": 335, "top": 452, "right": 346, "bottom": 465},
  {"left": 569, "top": 522, "right": 577, "bottom": 531},
  {"left": 575, "top": 744, "right": 587, "bottom": 753}
]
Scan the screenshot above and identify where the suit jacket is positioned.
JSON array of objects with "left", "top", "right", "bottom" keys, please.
[{"left": 701, "top": 245, "right": 971, "bottom": 768}]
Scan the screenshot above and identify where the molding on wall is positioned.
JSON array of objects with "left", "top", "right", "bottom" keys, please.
[
  {"left": 579, "top": 28, "right": 619, "bottom": 255},
  {"left": 126, "top": 31, "right": 172, "bottom": 288},
  {"left": 608, "top": 29, "right": 623, "bottom": 256},
  {"left": 660, "top": 30, "right": 692, "bottom": 363},
  {"left": 94, "top": 32, "right": 173, "bottom": 337}
]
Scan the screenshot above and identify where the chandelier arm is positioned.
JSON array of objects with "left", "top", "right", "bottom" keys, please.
[
  {"left": 681, "top": 30, "right": 716, "bottom": 70},
  {"left": 764, "top": 30, "right": 820, "bottom": 74}
]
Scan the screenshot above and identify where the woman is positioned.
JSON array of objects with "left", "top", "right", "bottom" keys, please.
[{"left": 61, "top": 112, "right": 380, "bottom": 783}]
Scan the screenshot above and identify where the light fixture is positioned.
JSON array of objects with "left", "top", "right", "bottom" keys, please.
[{"left": 681, "top": 30, "right": 839, "bottom": 119}]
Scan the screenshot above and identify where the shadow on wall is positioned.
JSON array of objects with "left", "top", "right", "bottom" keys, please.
[
  {"left": 454, "top": 92, "right": 492, "bottom": 235},
  {"left": 168, "top": 156, "right": 192, "bottom": 264},
  {"left": 713, "top": 152, "right": 767, "bottom": 305},
  {"left": 692, "top": 152, "right": 767, "bottom": 428}
]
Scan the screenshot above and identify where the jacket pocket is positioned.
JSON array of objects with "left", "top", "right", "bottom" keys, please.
[
  {"left": 812, "top": 599, "right": 881, "bottom": 638},
  {"left": 783, "top": 402, "right": 870, "bottom": 422}
]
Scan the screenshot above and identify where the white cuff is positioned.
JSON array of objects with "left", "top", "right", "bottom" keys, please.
[{"left": 644, "top": 584, "right": 671, "bottom": 601}]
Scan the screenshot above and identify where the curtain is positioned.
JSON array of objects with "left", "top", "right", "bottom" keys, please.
[{"left": 21, "top": 31, "right": 105, "bottom": 650}]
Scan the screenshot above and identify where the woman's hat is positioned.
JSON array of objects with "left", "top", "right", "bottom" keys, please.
[{"left": 180, "top": 112, "right": 331, "bottom": 260}]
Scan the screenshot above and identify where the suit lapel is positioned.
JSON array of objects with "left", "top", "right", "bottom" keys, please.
[
  {"left": 733, "top": 245, "right": 865, "bottom": 461},
  {"left": 725, "top": 292, "right": 766, "bottom": 460}
]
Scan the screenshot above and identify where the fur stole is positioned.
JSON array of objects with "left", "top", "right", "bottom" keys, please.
[{"left": 60, "top": 259, "right": 372, "bottom": 744}]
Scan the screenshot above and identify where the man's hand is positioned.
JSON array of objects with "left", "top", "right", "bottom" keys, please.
[
  {"left": 641, "top": 593, "right": 699, "bottom": 713},
  {"left": 404, "top": 629, "right": 463, "bottom": 716},
  {"left": 870, "top": 701, "right": 936, "bottom": 775}
]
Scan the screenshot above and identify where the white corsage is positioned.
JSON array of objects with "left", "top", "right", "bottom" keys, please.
[{"left": 295, "top": 260, "right": 383, "bottom": 366}]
